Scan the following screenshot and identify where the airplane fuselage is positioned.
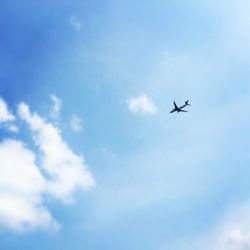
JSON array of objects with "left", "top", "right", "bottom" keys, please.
[{"left": 170, "top": 108, "right": 182, "bottom": 113}]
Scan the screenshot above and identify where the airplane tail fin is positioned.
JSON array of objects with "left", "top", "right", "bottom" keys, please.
[{"left": 185, "top": 100, "right": 191, "bottom": 106}]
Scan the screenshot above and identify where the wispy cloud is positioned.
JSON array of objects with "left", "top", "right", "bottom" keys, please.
[
  {"left": 208, "top": 202, "right": 250, "bottom": 250},
  {"left": 50, "top": 94, "right": 62, "bottom": 120},
  {"left": 169, "top": 200, "right": 250, "bottom": 250},
  {"left": 127, "top": 94, "right": 157, "bottom": 114},
  {"left": 8, "top": 125, "right": 19, "bottom": 133},
  {"left": 0, "top": 98, "right": 15, "bottom": 123},
  {"left": 69, "top": 16, "right": 82, "bottom": 31},
  {"left": 70, "top": 114, "right": 83, "bottom": 132}
]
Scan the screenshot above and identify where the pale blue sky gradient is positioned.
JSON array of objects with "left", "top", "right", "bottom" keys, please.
[{"left": 1, "top": 0, "right": 250, "bottom": 249}]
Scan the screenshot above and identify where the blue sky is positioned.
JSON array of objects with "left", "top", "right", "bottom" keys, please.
[{"left": 1, "top": 0, "right": 250, "bottom": 249}]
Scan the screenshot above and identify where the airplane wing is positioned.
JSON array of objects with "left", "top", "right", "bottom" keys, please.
[
  {"left": 179, "top": 109, "right": 188, "bottom": 112},
  {"left": 169, "top": 109, "right": 176, "bottom": 113},
  {"left": 173, "top": 101, "right": 178, "bottom": 109}
]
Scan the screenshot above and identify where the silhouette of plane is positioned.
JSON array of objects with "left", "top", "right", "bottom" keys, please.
[{"left": 170, "top": 100, "right": 190, "bottom": 113}]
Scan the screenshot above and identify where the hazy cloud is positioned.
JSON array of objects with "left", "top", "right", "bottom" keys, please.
[
  {"left": 50, "top": 94, "right": 62, "bottom": 120},
  {"left": 127, "top": 94, "right": 157, "bottom": 114},
  {"left": 70, "top": 114, "right": 83, "bottom": 132},
  {"left": 165, "top": 201, "right": 250, "bottom": 250},
  {"left": 69, "top": 16, "right": 82, "bottom": 31}
]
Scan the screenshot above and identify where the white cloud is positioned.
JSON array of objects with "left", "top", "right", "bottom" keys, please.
[
  {"left": 0, "top": 97, "right": 95, "bottom": 231},
  {"left": 127, "top": 94, "right": 157, "bottom": 114},
  {"left": 0, "top": 140, "right": 58, "bottom": 231},
  {"left": 70, "top": 114, "right": 83, "bottom": 132},
  {"left": 69, "top": 16, "right": 82, "bottom": 31},
  {"left": 50, "top": 94, "right": 62, "bottom": 120},
  {"left": 0, "top": 98, "right": 15, "bottom": 123},
  {"left": 18, "top": 102, "right": 95, "bottom": 202}
]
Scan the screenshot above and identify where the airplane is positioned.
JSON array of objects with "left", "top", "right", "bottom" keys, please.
[{"left": 170, "top": 100, "right": 191, "bottom": 113}]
